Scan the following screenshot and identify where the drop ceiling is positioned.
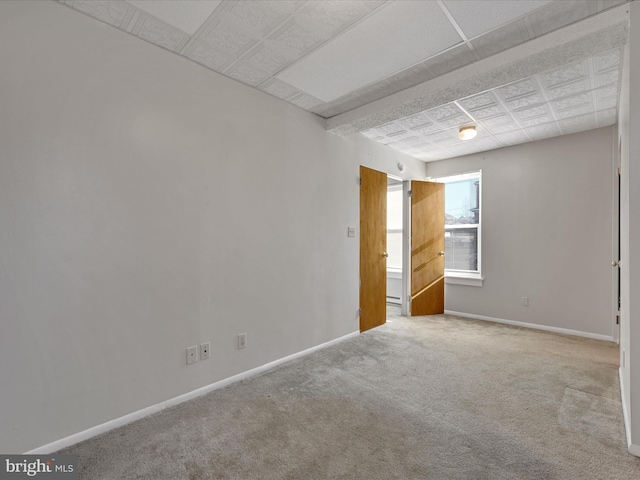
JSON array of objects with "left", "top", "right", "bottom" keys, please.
[{"left": 55, "top": 0, "right": 631, "bottom": 161}]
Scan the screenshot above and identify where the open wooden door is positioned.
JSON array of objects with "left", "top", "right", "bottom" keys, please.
[
  {"left": 360, "top": 166, "right": 387, "bottom": 332},
  {"left": 411, "top": 181, "right": 445, "bottom": 316}
]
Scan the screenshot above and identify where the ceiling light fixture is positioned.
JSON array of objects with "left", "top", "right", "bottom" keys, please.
[{"left": 458, "top": 126, "right": 477, "bottom": 140}]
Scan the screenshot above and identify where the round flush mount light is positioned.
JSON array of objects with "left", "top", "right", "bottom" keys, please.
[{"left": 458, "top": 125, "right": 477, "bottom": 140}]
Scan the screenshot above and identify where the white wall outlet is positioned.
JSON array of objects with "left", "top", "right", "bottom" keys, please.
[
  {"left": 521, "top": 296, "right": 529, "bottom": 307},
  {"left": 186, "top": 346, "right": 198, "bottom": 365},
  {"left": 347, "top": 227, "right": 356, "bottom": 238},
  {"left": 238, "top": 333, "right": 247, "bottom": 350},
  {"left": 200, "top": 342, "right": 210, "bottom": 361}
]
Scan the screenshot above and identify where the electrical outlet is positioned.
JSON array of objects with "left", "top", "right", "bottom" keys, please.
[
  {"left": 200, "top": 342, "right": 210, "bottom": 361},
  {"left": 347, "top": 227, "right": 356, "bottom": 238},
  {"left": 521, "top": 296, "right": 529, "bottom": 307},
  {"left": 238, "top": 333, "right": 247, "bottom": 350},
  {"left": 186, "top": 346, "right": 198, "bottom": 365}
]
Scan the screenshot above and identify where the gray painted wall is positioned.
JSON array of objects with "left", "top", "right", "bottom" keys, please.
[
  {"left": 425, "top": 127, "right": 615, "bottom": 338},
  {"left": 0, "top": 1, "right": 417, "bottom": 453}
]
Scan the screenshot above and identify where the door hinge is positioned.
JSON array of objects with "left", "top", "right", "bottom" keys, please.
[
  {"left": 616, "top": 315, "right": 620, "bottom": 325},
  {"left": 408, "top": 295, "right": 412, "bottom": 302},
  {"left": 407, "top": 190, "right": 412, "bottom": 197},
  {"left": 358, "top": 308, "right": 362, "bottom": 316}
]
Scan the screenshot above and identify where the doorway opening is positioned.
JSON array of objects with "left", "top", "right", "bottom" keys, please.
[{"left": 386, "top": 176, "right": 403, "bottom": 306}]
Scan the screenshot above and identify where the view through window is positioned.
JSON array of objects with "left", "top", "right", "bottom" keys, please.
[{"left": 436, "top": 171, "right": 481, "bottom": 275}]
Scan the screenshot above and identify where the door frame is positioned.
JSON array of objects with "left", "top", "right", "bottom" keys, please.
[{"left": 402, "top": 179, "right": 411, "bottom": 316}]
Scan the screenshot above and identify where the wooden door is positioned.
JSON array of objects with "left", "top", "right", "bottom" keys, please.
[
  {"left": 411, "top": 181, "right": 445, "bottom": 316},
  {"left": 360, "top": 166, "right": 387, "bottom": 332}
]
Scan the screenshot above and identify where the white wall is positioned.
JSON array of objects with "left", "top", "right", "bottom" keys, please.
[
  {"left": 0, "top": 1, "right": 410, "bottom": 453},
  {"left": 618, "top": 1, "right": 640, "bottom": 456},
  {"left": 425, "top": 128, "right": 615, "bottom": 339}
]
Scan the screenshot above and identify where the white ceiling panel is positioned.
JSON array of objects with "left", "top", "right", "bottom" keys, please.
[
  {"left": 128, "top": 1, "right": 221, "bottom": 35},
  {"left": 57, "top": 0, "right": 629, "bottom": 163},
  {"left": 441, "top": 0, "right": 552, "bottom": 39},
  {"left": 275, "top": 0, "right": 462, "bottom": 102}
]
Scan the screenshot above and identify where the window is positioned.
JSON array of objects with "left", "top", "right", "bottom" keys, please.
[
  {"left": 386, "top": 184, "right": 403, "bottom": 271},
  {"left": 432, "top": 171, "right": 482, "bottom": 286}
]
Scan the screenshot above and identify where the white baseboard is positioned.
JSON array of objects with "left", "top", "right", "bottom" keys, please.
[
  {"left": 619, "top": 369, "right": 640, "bottom": 457},
  {"left": 25, "top": 330, "right": 360, "bottom": 454},
  {"left": 444, "top": 310, "right": 614, "bottom": 342}
]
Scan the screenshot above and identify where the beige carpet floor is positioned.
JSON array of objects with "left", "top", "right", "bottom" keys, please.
[{"left": 60, "top": 307, "right": 640, "bottom": 479}]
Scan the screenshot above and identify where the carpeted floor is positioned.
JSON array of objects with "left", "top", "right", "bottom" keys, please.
[{"left": 60, "top": 307, "right": 640, "bottom": 479}]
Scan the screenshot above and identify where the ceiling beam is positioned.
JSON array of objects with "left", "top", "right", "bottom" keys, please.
[{"left": 326, "top": 3, "right": 630, "bottom": 136}]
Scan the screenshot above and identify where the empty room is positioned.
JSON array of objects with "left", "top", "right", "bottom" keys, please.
[{"left": 1, "top": 0, "right": 640, "bottom": 478}]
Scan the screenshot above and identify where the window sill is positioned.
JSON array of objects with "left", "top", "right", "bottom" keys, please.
[{"left": 445, "top": 273, "right": 483, "bottom": 287}]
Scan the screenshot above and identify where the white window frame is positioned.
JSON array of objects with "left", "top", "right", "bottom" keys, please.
[
  {"left": 430, "top": 170, "right": 483, "bottom": 287},
  {"left": 386, "top": 183, "right": 404, "bottom": 274}
]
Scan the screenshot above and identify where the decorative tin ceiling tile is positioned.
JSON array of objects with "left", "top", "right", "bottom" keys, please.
[
  {"left": 558, "top": 113, "right": 598, "bottom": 134},
  {"left": 514, "top": 105, "right": 548, "bottom": 120},
  {"left": 136, "top": 16, "right": 189, "bottom": 51},
  {"left": 426, "top": 103, "right": 463, "bottom": 121},
  {"left": 374, "top": 122, "right": 406, "bottom": 137},
  {"left": 360, "top": 129, "right": 381, "bottom": 139},
  {"left": 225, "top": 62, "right": 271, "bottom": 86},
  {"left": 596, "top": 84, "right": 618, "bottom": 100},
  {"left": 386, "top": 130, "right": 422, "bottom": 142},
  {"left": 259, "top": 78, "right": 300, "bottom": 100},
  {"left": 545, "top": 78, "right": 590, "bottom": 100},
  {"left": 597, "top": 107, "right": 617, "bottom": 126},
  {"left": 203, "top": 16, "right": 259, "bottom": 56},
  {"left": 227, "top": 0, "right": 288, "bottom": 36},
  {"left": 267, "top": 20, "right": 326, "bottom": 57},
  {"left": 593, "top": 48, "right": 621, "bottom": 73},
  {"left": 422, "top": 130, "right": 461, "bottom": 147},
  {"left": 395, "top": 112, "right": 432, "bottom": 130},
  {"left": 497, "top": 78, "right": 538, "bottom": 100},
  {"left": 551, "top": 92, "right": 592, "bottom": 112},
  {"left": 298, "top": 0, "right": 366, "bottom": 35},
  {"left": 413, "top": 123, "right": 442, "bottom": 136},
  {"left": 438, "top": 113, "right": 472, "bottom": 128},
  {"left": 481, "top": 114, "right": 515, "bottom": 127},
  {"left": 598, "top": 96, "right": 617, "bottom": 110},
  {"left": 457, "top": 92, "right": 498, "bottom": 111},
  {"left": 553, "top": 103, "right": 592, "bottom": 119},
  {"left": 289, "top": 92, "right": 324, "bottom": 110},
  {"left": 73, "top": 0, "right": 132, "bottom": 28},
  {"left": 243, "top": 44, "right": 292, "bottom": 74},
  {"left": 519, "top": 115, "right": 553, "bottom": 127},
  {"left": 469, "top": 104, "right": 504, "bottom": 119},
  {"left": 595, "top": 69, "right": 619, "bottom": 87},
  {"left": 540, "top": 62, "right": 586, "bottom": 88},
  {"left": 482, "top": 122, "right": 519, "bottom": 134},
  {"left": 504, "top": 92, "right": 545, "bottom": 111},
  {"left": 185, "top": 41, "right": 234, "bottom": 71}
]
